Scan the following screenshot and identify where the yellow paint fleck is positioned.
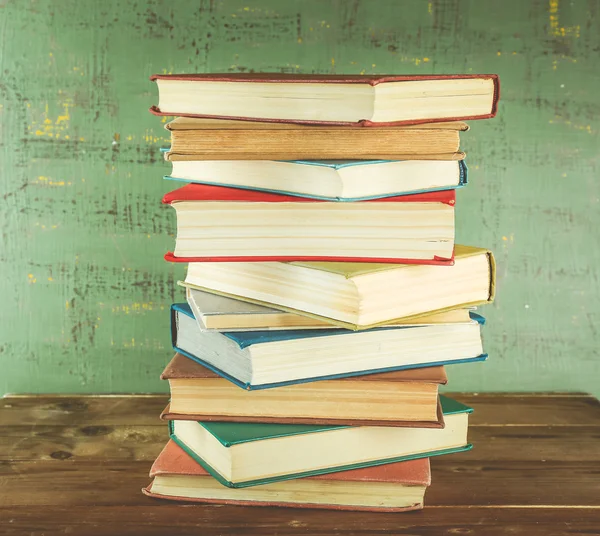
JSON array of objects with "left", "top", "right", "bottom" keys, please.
[
  {"left": 331, "top": 57, "right": 335, "bottom": 68},
  {"left": 497, "top": 51, "right": 502, "bottom": 56},
  {"left": 48, "top": 277, "right": 53, "bottom": 282},
  {"left": 30, "top": 99, "right": 73, "bottom": 138},
  {"left": 423, "top": 57, "right": 430, "bottom": 62},
  {"left": 428, "top": 2, "right": 433, "bottom": 14},
  {"left": 28, "top": 274, "right": 37, "bottom": 284},
  {"left": 65, "top": 301, "right": 70, "bottom": 310},
  {"left": 297, "top": 37, "right": 302, "bottom": 43}
]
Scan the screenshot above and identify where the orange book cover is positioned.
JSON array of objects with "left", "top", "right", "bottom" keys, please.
[{"left": 143, "top": 440, "right": 431, "bottom": 512}]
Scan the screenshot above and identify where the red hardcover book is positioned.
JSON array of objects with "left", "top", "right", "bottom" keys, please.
[
  {"left": 163, "top": 184, "right": 456, "bottom": 264},
  {"left": 150, "top": 73, "right": 500, "bottom": 127},
  {"left": 143, "top": 439, "right": 431, "bottom": 512}
]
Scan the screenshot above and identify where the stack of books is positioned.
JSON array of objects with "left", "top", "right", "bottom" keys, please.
[{"left": 143, "top": 73, "right": 500, "bottom": 512}]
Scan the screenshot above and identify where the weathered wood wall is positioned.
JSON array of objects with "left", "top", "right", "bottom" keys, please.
[{"left": 1, "top": 0, "right": 598, "bottom": 395}]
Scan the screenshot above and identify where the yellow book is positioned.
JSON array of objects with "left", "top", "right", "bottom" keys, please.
[{"left": 180, "top": 245, "right": 495, "bottom": 331}]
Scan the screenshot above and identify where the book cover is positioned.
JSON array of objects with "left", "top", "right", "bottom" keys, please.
[
  {"left": 149, "top": 73, "right": 500, "bottom": 127},
  {"left": 163, "top": 159, "right": 468, "bottom": 202},
  {"left": 161, "top": 353, "right": 447, "bottom": 427},
  {"left": 171, "top": 302, "right": 487, "bottom": 391},
  {"left": 167, "top": 395, "right": 472, "bottom": 488},
  {"left": 162, "top": 183, "right": 456, "bottom": 205},
  {"left": 163, "top": 184, "right": 456, "bottom": 264},
  {"left": 179, "top": 245, "right": 496, "bottom": 330},
  {"left": 143, "top": 440, "right": 430, "bottom": 512}
]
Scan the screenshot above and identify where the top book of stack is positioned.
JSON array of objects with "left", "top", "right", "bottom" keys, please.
[{"left": 150, "top": 73, "right": 500, "bottom": 127}]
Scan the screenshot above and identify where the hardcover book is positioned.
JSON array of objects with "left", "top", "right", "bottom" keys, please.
[
  {"left": 143, "top": 440, "right": 431, "bottom": 512},
  {"left": 163, "top": 184, "right": 456, "bottom": 263},
  {"left": 161, "top": 117, "right": 468, "bottom": 160},
  {"left": 171, "top": 302, "right": 487, "bottom": 389},
  {"left": 186, "top": 287, "right": 475, "bottom": 332},
  {"left": 150, "top": 73, "right": 500, "bottom": 126},
  {"left": 161, "top": 352, "right": 448, "bottom": 427},
  {"left": 166, "top": 158, "right": 468, "bottom": 201},
  {"left": 181, "top": 245, "right": 496, "bottom": 330},
  {"left": 167, "top": 395, "right": 472, "bottom": 487}
]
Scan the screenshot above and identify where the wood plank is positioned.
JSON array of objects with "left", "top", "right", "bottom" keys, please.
[
  {"left": 0, "top": 506, "right": 598, "bottom": 536},
  {"left": 2, "top": 393, "right": 600, "bottom": 427},
  {"left": 0, "top": 425, "right": 165, "bottom": 462},
  {"left": 428, "top": 459, "right": 600, "bottom": 506},
  {"left": 0, "top": 396, "right": 168, "bottom": 426},
  {"left": 1, "top": 460, "right": 599, "bottom": 508},
  {"left": 451, "top": 393, "right": 600, "bottom": 426},
  {"left": 1, "top": 424, "right": 599, "bottom": 462}
]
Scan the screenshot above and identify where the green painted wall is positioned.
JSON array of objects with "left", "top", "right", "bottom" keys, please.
[{"left": 1, "top": 0, "right": 599, "bottom": 396}]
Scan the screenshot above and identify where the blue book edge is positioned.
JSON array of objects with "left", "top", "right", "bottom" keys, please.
[
  {"left": 162, "top": 159, "right": 468, "bottom": 201},
  {"left": 173, "top": 302, "right": 485, "bottom": 348},
  {"left": 171, "top": 304, "right": 487, "bottom": 390},
  {"left": 171, "top": 303, "right": 488, "bottom": 391}
]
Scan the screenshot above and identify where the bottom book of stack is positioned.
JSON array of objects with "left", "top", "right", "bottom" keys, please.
[
  {"left": 144, "top": 440, "right": 430, "bottom": 512},
  {"left": 144, "top": 391, "right": 472, "bottom": 511}
]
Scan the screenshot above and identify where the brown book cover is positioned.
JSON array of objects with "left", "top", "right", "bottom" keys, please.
[
  {"left": 149, "top": 73, "right": 500, "bottom": 127},
  {"left": 161, "top": 353, "right": 446, "bottom": 428},
  {"left": 162, "top": 352, "right": 448, "bottom": 384},
  {"left": 162, "top": 117, "right": 468, "bottom": 161},
  {"left": 143, "top": 439, "right": 430, "bottom": 512}
]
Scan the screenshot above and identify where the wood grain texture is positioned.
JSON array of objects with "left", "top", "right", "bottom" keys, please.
[
  {"left": 0, "top": 394, "right": 599, "bottom": 536},
  {"left": 0, "top": 0, "right": 599, "bottom": 395}
]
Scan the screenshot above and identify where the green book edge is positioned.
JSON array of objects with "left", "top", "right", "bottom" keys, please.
[
  {"left": 167, "top": 395, "right": 474, "bottom": 488},
  {"left": 169, "top": 426, "right": 473, "bottom": 489}
]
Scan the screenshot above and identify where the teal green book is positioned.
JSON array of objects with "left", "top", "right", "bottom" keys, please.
[{"left": 169, "top": 395, "right": 473, "bottom": 488}]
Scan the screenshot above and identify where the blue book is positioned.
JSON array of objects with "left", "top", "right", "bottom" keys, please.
[
  {"left": 171, "top": 303, "right": 487, "bottom": 390},
  {"left": 168, "top": 395, "right": 473, "bottom": 488},
  {"left": 163, "top": 159, "right": 467, "bottom": 201}
]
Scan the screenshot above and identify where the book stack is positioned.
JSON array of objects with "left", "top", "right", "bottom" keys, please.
[{"left": 144, "top": 73, "right": 500, "bottom": 511}]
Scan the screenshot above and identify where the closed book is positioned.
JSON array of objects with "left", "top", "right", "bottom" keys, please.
[
  {"left": 167, "top": 395, "right": 472, "bottom": 488},
  {"left": 186, "top": 287, "right": 475, "bottom": 332},
  {"left": 181, "top": 245, "right": 496, "bottom": 330},
  {"left": 162, "top": 117, "right": 468, "bottom": 161},
  {"left": 161, "top": 352, "right": 447, "bottom": 427},
  {"left": 143, "top": 440, "right": 430, "bottom": 512},
  {"left": 171, "top": 302, "right": 486, "bottom": 389},
  {"left": 149, "top": 73, "right": 499, "bottom": 127},
  {"left": 166, "top": 158, "right": 468, "bottom": 201},
  {"left": 163, "top": 184, "right": 456, "bottom": 264}
]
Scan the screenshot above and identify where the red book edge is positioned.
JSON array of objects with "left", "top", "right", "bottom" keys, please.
[
  {"left": 143, "top": 440, "right": 429, "bottom": 510},
  {"left": 162, "top": 183, "right": 456, "bottom": 205},
  {"left": 149, "top": 73, "right": 499, "bottom": 127},
  {"left": 164, "top": 252, "right": 455, "bottom": 265}
]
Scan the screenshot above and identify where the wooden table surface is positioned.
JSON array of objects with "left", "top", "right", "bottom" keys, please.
[{"left": 1, "top": 393, "right": 599, "bottom": 535}]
